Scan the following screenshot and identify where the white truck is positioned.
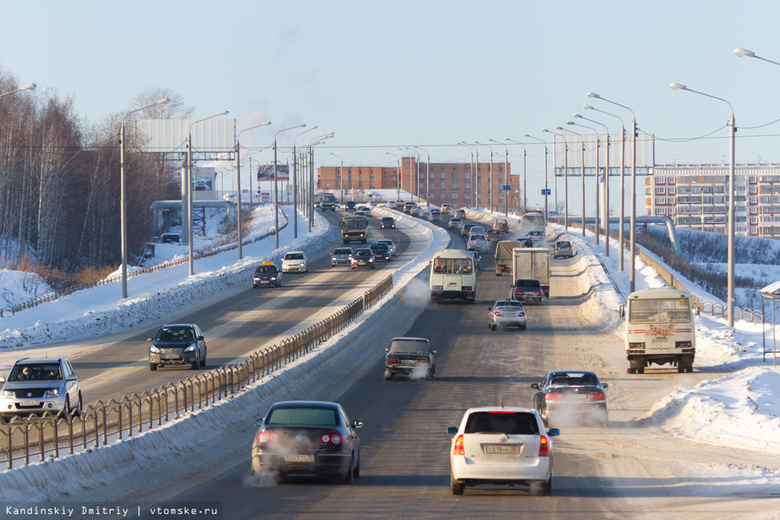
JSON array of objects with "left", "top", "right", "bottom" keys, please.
[
  {"left": 511, "top": 247, "right": 551, "bottom": 299},
  {"left": 620, "top": 287, "right": 696, "bottom": 374}
]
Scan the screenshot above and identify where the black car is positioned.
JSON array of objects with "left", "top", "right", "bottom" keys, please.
[
  {"left": 521, "top": 238, "right": 534, "bottom": 248},
  {"left": 345, "top": 201, "right": 357, "bottom": 211},
  {"left": 350, "top": 248, "right": 376, "bottom": 269},
  {"left": 250, "top": 400, "right": 363, "bottom": 484},
  {"left": 510, "top": 279, "right": 543, "bottom": 304},
  {"left": 253, "top": 262, "right": 282, "bottom": 287},
  {"left": 460, "top": 223, "right": 476, "bottom": 237},
  {"left": 148, "top": 323, "right": 207, "bottom": 371},
  {"left": 380, "top": 217, "right": 396, "bottom": 229},
  {"left": 369, "top": 242, "right": 392, "bottom": 261},
  {"left": 531, "top": 371, "right": 608, "bottom": 427}
]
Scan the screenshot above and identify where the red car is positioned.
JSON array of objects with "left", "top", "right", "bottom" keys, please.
[{"left": 380, "top": 217, "right": 396, "bottom": 229}]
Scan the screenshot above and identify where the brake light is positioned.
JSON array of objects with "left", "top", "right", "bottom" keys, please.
[
  {"left": 544, "top": 393, "right": 562, "bottom": 400},
  {"left": 257, "top": 430, "right": 279, "bottom": 443},
  {"left": 539, "top": 436, "right": 551, "bottom": 457},
  {"left": 492, "top": 311, "right": 501, "bottom": 316},
  {"left": 518, "top": 312, "right": 525, "bottom": 317},
  {"left": 418, "top": 359, "right": 428, "bottom": 363},
  {"left": 589, "top": 393, "right": 605, "bottom": 400},
  {"left": 388, "top": 358, "right": 398, "bottom": 363},
  {"left": 321, "top": 433, "right": 342, "bottom": 445},
  {"left": 453, "top": 434, "right": 464, "bottom": 455}
]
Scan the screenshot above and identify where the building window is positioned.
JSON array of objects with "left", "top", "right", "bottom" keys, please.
[
  {"left": 452, "top": 193, "right": 458, "bottom": 199},
  {"left": 657, "top": 177, "right": 666, "bottom": 185},
  {"left": 452, "top": 182, "right": 458, "bottom": 189},
  {"left": 668, "top": 188, "right": 675, "bottom": 195},
  {"left": 464, "top": 172, "right": 471, "bottom": 179},
  {"left": 441, "top": 172, "right": 446, "bottom": 179},
  {"left": 464, "top": 182, "right": 470, "bottom": 189},
  {"left": 441, "top": 182, "right": 446, "bottom": 189},
  {"left": 655, "top": 187, "right": 665, "bottom": 194}
]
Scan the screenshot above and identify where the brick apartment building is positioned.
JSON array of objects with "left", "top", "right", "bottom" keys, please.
[
  {"left": 646, "top": 163, "right": 780, "bottom": 238},
  {"left": 318, "top": 156, "right": 519, "bottom": 210}
]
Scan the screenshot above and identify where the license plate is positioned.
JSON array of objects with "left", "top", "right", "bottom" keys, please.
[
  {"left": 400, "top": 360, "right": 416, "bottom": 365},
  {"left": 260, "top": 280, "right": 270, "bottom": 284},
  {"left": 284, "top": 454, "right": 315, "bottom": 463},
  {"left": 485, "top": 444, "right": 519, "bottom": 455},
  {"left": 161, "top": 354, "right": 180, "bottom": 360},
  {"left": 358, "top": 261, "right": 366, "bottom": 265},
  {"left": 19, "top": 400, "right": 40, "bottom": 406}
]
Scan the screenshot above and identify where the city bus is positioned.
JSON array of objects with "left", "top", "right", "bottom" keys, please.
[
  {"left": 429, "top": 249, "right": 476, "bottom": 303},
  {"left": 341, "top": 215, "right": 368, "bottom": 244},
  {"left": 521, "top": 211, "right": 546, "bottom": 237},
  {"left": 620, "top": 287, "right": 696, "bottom": 374}
]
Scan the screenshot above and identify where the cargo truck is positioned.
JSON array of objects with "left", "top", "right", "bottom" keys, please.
[
  {"left": 320, "top": 193, "right": 338, "bottom": 211},
  {"left": 494, "top": 240, "right": 526, "bottom": 276},
  {"left": 511, "top": 247, "right": 551, "bottom": 299}
]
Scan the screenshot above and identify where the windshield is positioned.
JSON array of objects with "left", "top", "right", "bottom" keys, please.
[
  {"left": 256, "top": 266, "right": 276, "bottom": 274},
  {"left": 389, "top": 339, "right": 428, "bottom": 353},
  {"left": 355, "top": 249, "right": 372, "bottom": 256},
  {"left": 285, "top": 253, "right": 304, "bottom": 260},
  {"left": 9, "top": 363, "right": 62, "bottom": 382},
  {"left": 334, "top": 249, "right": 351, "bottom": 255},
  {"left": 629, "top": 298, "right": 692, "bottom": 324},
  {"left": 155, "top": 327, "right": 195, "bottom": 342},
  {"left": 266, "top": 407, "right": 338, "bottom": 426}
]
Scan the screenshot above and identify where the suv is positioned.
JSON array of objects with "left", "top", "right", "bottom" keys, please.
[
  {"left": 148, "top": 323, "right": 207, "bottom": 371},
  {"left": 510, "top": 279, "right": 543, "bottom": 304},
  {"left": 0, "top": 357, "right": 82, "bottom": 419},
  {"left": 253, "top": 262, "right": 282, "bottom": 287}
]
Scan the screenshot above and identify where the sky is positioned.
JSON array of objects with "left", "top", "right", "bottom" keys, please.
[
  {"left": 3, "top": 0, "right": 780, "bottom": 212},
  {"left": 1, "top": 204, "right": 780, "bottom": 502}
]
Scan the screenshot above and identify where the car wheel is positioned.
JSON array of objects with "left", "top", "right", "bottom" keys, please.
[
  {"left": 686, "top": 366, "right": 694, "bottom": 373},
  {"left": 191, "top": 358, "right": 199, "bottom": 370},
  {"left": 76, "top": 392, "right": 83, "bottom": 413},
  {"left": 250, "top": 456, "right": 262, "bottom": 475},
  {"left": 678, "top": 364, "right": 685, "bottom": 373},
  {"left": 385, "top": 371, "right": 393, "bottom": 380},
  {"left": 64, "top": 396, "right": 71, "bottom": 416},
  {"left": 520, "top": 325, "right": 527, "bottom": 331},
  {"left": 451, "top": 474, "right": 465, "bottom": 495},
  {"left": 490, "top": 323, "right": 496, "bottom": 331},
  {"left": 150, "top": 363, "right": 157, "bottom": 371},
  {"left": 353, "top": 452, "right": 361, "bottom": 479},
  {"left": 637, "top": 367, "right": 645, "bottom": 374},
  {"left": 200, "top": 355, "right": 206, "bottom": 368},
  {"left": 533, "top": 476, "right": 553, "bottom": 496},
  {"left": 341, "top": 455, "right": 355, "bottom": 485}
]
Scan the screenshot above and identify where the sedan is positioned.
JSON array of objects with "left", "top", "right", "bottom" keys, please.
[
  {"left": 467, "top": 234, "right": 489, "bottom": 253},
  {"left": 376, "top": 239, "right": 396, "bottom": 256},
  {"left": 253, "top": 262, "right": 282, "bottom": 287},
  {"left": 369, "top": 242, "right": 392, "bottom": 261},
  {"left": 380, "top": 217, "right": 396, "bottom": 229},
  {"left": 531, "top": 370, "right": 609, "bottom": 427},
  {"left": 486, "top": 229, "right": 502, "bottom": 243},
  {"left": 510, "top": 279, "right": 543, "bottom": 304},
  {"left": 447, "top": 407, "right": 559, "bottom": 496},
  {"left": 384, "top": 337, "right": 436, "bottom": 380},
  {"left": 460, "top": 223, "right": 476, "bottom": 237},
  {"left": 448, "top": 218, "right": 464, "bottom": 230},
  {"left": 488, "top": 300, "right": 527, "bottom": 331},
  {"left": 148, "top": 323, "right": 207, "bottom": 371},
  {"left": 250, "top": 400, "right": 363, "bottom": 484},
  {"left": 331, "top": 247, "right": 354, "bottom": 267},
  {"left": 350, "top": 248, "right": 376, "bottom": 269},
  {"left": 282, "top": 251, "right": 308, "bottom": 273}
]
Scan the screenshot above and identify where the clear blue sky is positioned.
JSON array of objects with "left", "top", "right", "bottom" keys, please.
[{"left": 3, "top": 0, "right": 780, "bottom": 213}]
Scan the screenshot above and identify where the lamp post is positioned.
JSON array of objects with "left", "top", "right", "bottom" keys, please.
[
  {"left": 543, "top": 129, "right": 569, "bottom": 229},
  {"left": 291, "top": 126, "right": 316, "bottom": 239},
  {"left": 273, "top": 124, "right": 306, "bottom": 248},
  {"left": 524, "top": 134, "right": 548, "bottom": 219},
  {"left": 458, "top": 142, "right": 479, "bottom": 208},
  {"left": 505, "top": 138, "right": 528, "bottom": 212},
  {"left": 457, "top": 143, "right": 475, "bottom": 208},
  {"left": 187, "top": 110, "right": 229, "bottom": 276},
  {"left": 570, "top": 118, "right": 600, "bottom": 245},
  {"left": 415, "top": 146, "right": 431, "bottom": 207},
  {"left": 307, "top": 133, "right": 333, "bottom": 229},
  {"left": 475, "top": 142, "right": 496, "bottom": 212},
  {"left": 572, "top": 115, "right": 610, "bottom": 256},
  {"left": 120, "top": 97, "right": 169, "bottom": 298},
  {"left": 331, "top": 153, "right": 344, "bottom": 204},
  {"left": 671, "top": 82, "right": 736, "bottom": 327},
  {"left": 236, "top": 121, "right": 271, "bottom": 260},
  {"left": 490, "top": 139, "right": 510, "bottom": 216},
  {"left": 0, "top": 83, "right": 36, "bottom": 98},
  {"left": 734, "top": 47, "right": 780, "bottom": 66},
  {"left": 585, "top": 104, "right": 626, "bottom": 269},
  {"left": 386, "top": 152, "right": 401, "bottom": 202},
  {"left": 586, "top": 92, "right": 637, "bottom": 292},
  {"left": 562, "top": 124, "right": 587, "bottom": 236},
  {"left": 403, "top": 147, "right": 423, "bottom": 204}
]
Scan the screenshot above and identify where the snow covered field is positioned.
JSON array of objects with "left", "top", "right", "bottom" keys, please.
[{"left": 0, "top": 202, "right": 779, "bottom": 504}]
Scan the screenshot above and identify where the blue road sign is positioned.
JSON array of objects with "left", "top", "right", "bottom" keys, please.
[
  {"left": 541, "top": 188, "right": 551, "bottom": 195},
  {"left": 501, "top": 184, "right": 511, "bottom": 191}
]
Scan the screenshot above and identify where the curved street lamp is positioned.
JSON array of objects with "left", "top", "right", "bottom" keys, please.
[
  {"left": 571, "top": 118, "right": 601, "bottom": 245},
  {"left": 562, "top": 124, "right": 587, "bottom": 236},
  {"left": 415, "top": 146, "right": 432, "bottom": 206},
  {"left": 272, "top": 124, "right": 306, "bottom": 248},
  {"left": 573, "top": 114, "right": 610, "bottom": 255},
  {"left": 505, "top": 138, "right": 528, "bottom": 212},
  {"left": 236, "top": 121, "right": 271, "bottom": 260},
  {"left": 543, "top": 129, "right": 569, "bottom": 229},
  {"left": 489, "top": 139, "right": 511, "bottom": 216},
  {"left": 458, "top": 142, "right": 478, "bottom": 208},
  {"left": 120, "top": 97, "right": 169, "bottom": 297},
  {"left": 671, "top": 82, "right": 736, "bottom": 327},
  {"left": 386, "top": 152, "right": 401, "bottom": 202},
  {"left": 523, "top": 134, "right": 548, "bottom": 219},
  {"left": 0, "top": 83, "right": 36, "bottom": 98}
]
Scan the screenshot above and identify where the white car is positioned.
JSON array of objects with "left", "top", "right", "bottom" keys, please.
[
  {"left": 428, "top": 210, "right": 442, "bottom": 222},
  {"left": 468, "top": 226, "right": 486, "bottom": 238},
  {"left": 282, "top": 251, "right": 308, "bottom": 273},
  {"left": 377, "top": 239, "right": 396, "bottom": 256},
  {"left": 448, "top": 407, "right": 559, "bottom": 496},
  {"left": 526, "top": 230, "right": 545, "bottom": 243},
  {"left": 357, "top": 205, "right": 372, "bottom": 216},
  {"left": 466, "top": 234, "right": 489, "bottom": 253},
  {"left": 448, "top": 218, "right": 464, "bottom": 230}
]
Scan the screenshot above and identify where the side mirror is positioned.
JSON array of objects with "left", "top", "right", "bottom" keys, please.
[
  {"left": 547, "top": 428, "right": 561, "bottom": 437},
  {"left": 385, "top": 347, "right": 389, "bottom": 352},
  {"left": 147, "top": 337, "right": 153, "bottom": 342},
  {"left": 531, "top": 383, "right": 539, "bottom": 389},
  {"left": 254, "top": 418, "right": 264, "bottom": 427},
  {"left": 602, "top": 383, "right": 609, "bottom": 388},
  {"left": 352, "top": 420, "right": 364, "bottom": 429},
  {"left": 446, "top": 426, "right": 458, "bottom": 435},
  {"left": 619, "top": 305, "right": 625, "bottom": 318}
]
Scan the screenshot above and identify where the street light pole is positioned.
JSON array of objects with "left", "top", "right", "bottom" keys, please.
[
  {"left": 571, "top": 119, "right": 600, "bottom": 245},
  {"left": 563, "top": 124, "right": 586, "bottom": 236},
  {"left": 291, "top": 126, "right": 316, "bottom": 239},
  {"left": 476, "top": 142, "right": 495, "bottom": 212},
  {"left": 120, "top": 97, "right": 169, "bottom": 298},
  {"left": 187, "top": 110, "right": 229, "bottom": 276},
  {"left": 415, "top": 146, "right": 431, "bottom": 207},
  {"left": 506, "top": 138, "right": 528, "bottom": 212},
  {"left": 573, "top": 115, "right": 610, "bottom": 256},
  {"left": 331, "top": 153, "right": 344, "bottom": 204},
  {"left": 236, "top": 121, "right": 271, "bottom": 260},
  {"left": 490, "top": 139, "right": 510, "bottom": 217},
  {"left": 543, "top": 129, "right": 568, "bottom": 229},
  {"left": 524, "top": 134, "right": 548, "bottom": 219},
  {"left": 587, "top": 92, "right": 637, "bottom": 291},
  {"left": 386, "top": 152, "right": 401, "bottom": 202},
  {"left": 0, "top": 83, "right": 36, "bottom": 98},
  {"left": 273, "top": 124, "right": 306, "bottom": 249},
  {"left": 671, "top": 82, "right": 736, "bottom": 327},
  {"left": 458, "top": 142, "right": 479, "bottom": 208}
]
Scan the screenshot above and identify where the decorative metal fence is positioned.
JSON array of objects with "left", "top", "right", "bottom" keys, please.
[{"left": 0, "top": 274, "right": 394, "bottom": 469}]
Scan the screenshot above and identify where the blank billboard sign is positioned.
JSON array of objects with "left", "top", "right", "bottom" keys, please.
[{"left": 136, "top": 119, "right": 236, "bottom": 155}]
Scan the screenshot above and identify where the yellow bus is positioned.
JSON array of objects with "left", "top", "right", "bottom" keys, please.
[{"left": 341, "top": 215, "right": 368, "bottom": 244}]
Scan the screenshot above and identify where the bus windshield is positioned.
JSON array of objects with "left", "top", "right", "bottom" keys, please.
[
  {"left": 629, "top": 298, "right": 691, "bottom": 324},
  {"left": 432, "top": 257, "right": 473, "bottom": 275},
  {"left": 342, "top": 217, "right": 367, "bottom": 230}
]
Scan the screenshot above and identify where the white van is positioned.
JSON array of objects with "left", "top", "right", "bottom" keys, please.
[{"left": 430, "top": 249, "right": 476, "bottom": 303}]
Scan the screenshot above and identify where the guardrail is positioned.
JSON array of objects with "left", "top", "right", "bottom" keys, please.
[
  {"left": 1, "top": 208, "right": 289, "bottom": 318},
  {"left": 549, "top": 217, "right": 763, "bottom": 323},
  {"left": 0, "top": 273, "right": 394, "bottom": 469}
]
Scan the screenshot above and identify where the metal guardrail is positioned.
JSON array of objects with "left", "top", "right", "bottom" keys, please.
[
  {"left": 0, "top": 274, "right": 394, "bottom": 469},
  {"left": 1, "top": 208, "right": 289, "bottom": 317}
]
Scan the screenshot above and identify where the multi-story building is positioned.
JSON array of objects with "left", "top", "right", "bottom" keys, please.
[
  {"left": 647, "top": 163, "right": 780, "bottom": 238},
  {"left": 318, "top": 157, "right": 518, "bottom": 211}
]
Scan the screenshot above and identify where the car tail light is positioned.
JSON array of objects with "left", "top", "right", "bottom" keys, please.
[
  {"left": 388, "top": 358, "right": 398, "bottom": 363},
  {"left": 418, "top": 359, "right": 428, "bottom": 363},
  {"left": 257, "top": 430, "right": 279, "bottom": 443},
  {"left": 453, "top": 434, "right": 464, "bottom": 455},
  {"left": 321, "top": 433, "right": 342, "bottom": 445},
  {"left": 676, "top": 341, "right": 692, "bottom": 349},
  {"left": 518, "top": 311, "right": 525, "bottom": 317},
  {"left": 589, "top": 393, "right": 605, "bottom": 400},
  {"left": 492, "top": 311, "right": 501, "bottom": 316},
  {"left": 544, "top": 393, "right": 562, "bottom": 400},
  {"left": 538, "top": 436, "right": 551, "bottom": 457}
]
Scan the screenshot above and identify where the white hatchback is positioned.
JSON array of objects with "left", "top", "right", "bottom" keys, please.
[{"left": 447, "top": 407, "right": 559, "bottom": 495}]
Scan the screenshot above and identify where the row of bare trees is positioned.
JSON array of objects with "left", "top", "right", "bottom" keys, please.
[{"left": 0, "top": 69, "right": 192, "bottom": 287}]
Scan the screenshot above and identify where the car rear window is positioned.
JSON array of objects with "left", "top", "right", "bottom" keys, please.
[
  {"left": 550, "top": 373, "right": 599, "bottom": 386},
  {"left": 556, "top": 242, "right": 571, "bottom": 248},
  {"left": 464, "top": 412, "right": 539, "bottom": 435},
  {"left": 267, "top": 407, "right": 338, "bottom": 426},
  {"left": 389, "top": 339, "right": 428, "bottom": 353},
  {"left": 514, "top": 279, "right": 541, "bottom": 288}
]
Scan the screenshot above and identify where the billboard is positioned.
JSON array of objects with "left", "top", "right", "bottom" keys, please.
[{"left": 258, "top": 164, "right": 289, "bottom": 182}]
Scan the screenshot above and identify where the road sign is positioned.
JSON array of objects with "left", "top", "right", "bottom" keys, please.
[
  {"left": 501, "top": 184, "right": 511, "bottom": 191},
  {"left": 541, "top": 188, "right": 551, "bottom": 195}
]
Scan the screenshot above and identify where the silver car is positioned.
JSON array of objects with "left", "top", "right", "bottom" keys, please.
[
  {"left": 331, "top": 247, "right": 354, "bottom": 266},
  {"left": 0, "top": 357, "right": 82, "bottom": 419},
  {"left": 148, "top": 323, "right": 207, "bottom": 371},
  {"left": 376, "top": 239, "right": 396, "bottom": 256},
  {"left": 488, "top": 300, "right": 527, "bottom": 331},
  {"left": 467, "top": 234, "right": 490, "bottom": 253}
]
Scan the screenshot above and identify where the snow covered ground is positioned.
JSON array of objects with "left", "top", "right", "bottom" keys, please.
[{"left": 0, "top": 201, "right": 779, "bottom": 502}]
